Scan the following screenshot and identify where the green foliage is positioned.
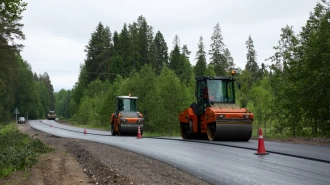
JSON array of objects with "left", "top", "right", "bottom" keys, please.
[
  {"left": 0, "top": 123, "right": 53, "bottom": 178},
  {"left": 209, "top": 23, "right": 234, "bottom": 76},
  {"left": 73, "top": 79, "right": 112, "bottom": 126},
  {"left": 13, "top": 56, "right": 42, "bottom": 119},
  {"left": 245, "top": 35, "right": 259, "bottom": 79},
  {"left": 179, "top": 57, "right": 194, "bottom": 85},
  {"left": 36, "top": 81, "right": 49, "bottom": 118},
  {"left": 146, "top": 67, "right": 191, "bottom": 135},
  {"left": 169, "top": 35, "right": 184, "bottom": 77},
  {"left": 65, "top": 7, "right": 330, "bottom": 139},
  {"left": 117, "top": 65, "right": 157, "bottom": 126},
  {"left": 0, "top": 0, "right": 26, "bottom": 121},
  {"left": 247, "top": 76, "right": 274, "bottom": 135},
  {"left": 109, "top": 55, "right": 124, "bottom": 82},
  {"left": 194, "top": 36, "right": 207, "bottom": 76},
  {"left": 54, "top": 89, "right": 71, "bottom": 118},
  {"left": 0, "top": 0, "right": 27, "bottom": 19},
  {"left": 0, "top": 1, "right": 54, "bottom": 121},
  {"left": 263, "top": 0, "right": 330, "bottom": 137},
  {"left": 205, "top": 64, "right": 216, "bottom": 76},
  {"left": 151, "top": 31, "right": 169, "bottom": 75},
  {"left": 84, "top": 22, "right": 112, "bottom": 83}
]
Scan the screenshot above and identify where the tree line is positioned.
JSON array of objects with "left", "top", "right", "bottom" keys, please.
[
  {"left": 55, "top": 1, "right": 330, "bottom": 137},
  {"left": 1, "top": 1, "right": 329, "bottom": 137},
  {"left": 0, "top": 0, "right": 55, "bottom": 121}
]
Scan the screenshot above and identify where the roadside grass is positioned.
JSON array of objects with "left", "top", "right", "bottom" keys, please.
[{"left": 0, "top": 122, "right": 54, "bottom": 178}]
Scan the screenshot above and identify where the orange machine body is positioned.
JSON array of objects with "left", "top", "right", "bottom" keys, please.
[
  {"left": 179, "top": 76, "right": 254, "bottom": 141},
  {"left": 111, "top": 95, "right": 144, "bottom": 136}
]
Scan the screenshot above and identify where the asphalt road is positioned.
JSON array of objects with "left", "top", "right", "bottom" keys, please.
[{"left": 29, "top": 120, "right": 330, "bottom": 185}]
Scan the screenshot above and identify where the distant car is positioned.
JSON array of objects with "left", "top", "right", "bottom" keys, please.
[{"left": 18, "top": 117, "right": 25, "bottom": 124}]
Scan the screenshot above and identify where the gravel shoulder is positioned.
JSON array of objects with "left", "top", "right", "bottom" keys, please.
[{"left": 0, "top": 122, "right": 209, "bottom": 185}]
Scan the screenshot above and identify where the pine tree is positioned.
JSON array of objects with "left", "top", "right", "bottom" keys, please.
[
  {"left": 151, "top": 31, "right": 168, "bottom": 75},
  {"left": 209, "top": 23, "right": 226, "bottom": 76},
  {"left": 118, "top": 23, "right": 130, "bottom": 77},
  {"left": 40, "top": 72, "right": 55, "bottom": 110},
  {"left": 127, "top": 22, "right": 140, "bottom": 71},
  {"left": 180, "top": 44, "right": 193, "bottom": 84},
  {"left": 36, "top": 81, "right": 50, "bottom": 118},
  {"left": 98, "top": 26, "right": 112, "bottom": 81},
  {"left": 33, "top": 72, "right": 39, "bottom": 81},
  {"left": 14, "top": 57, "right": 43, "bottom": 119},
  {"left": 223, "top": 48, "right": 235, "bottom": 72},
  {"left": 245, "top": 35, "right": 259, "bottom": 78},
  {"left": 194, "top": 35, "right": 207, "bottom": 76},
  {"left": 0, "top": 0, "right": 26, "bottom": 121},
  {"left": 126, "top": 16, "right": 154, "bottom": 72},
  {"left": 110, "top": 55, "right": 124, "bottom": 80},
  {"left": 169, "top": 35, "right": 184, "bottom": 76},
  {"left": 112, "top": 31, "right": 119, "bottom": 56},
  {"left": 137, "top": 16, "right": 153, "bottom": 67},
  {"left": 182, "top": 44, "right": 191, "bottom": 59},
  {"left": 84, "top": 22, "right": 106, "bottom": 83}
]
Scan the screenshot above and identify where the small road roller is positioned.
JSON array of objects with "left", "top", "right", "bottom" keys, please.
[
  {"left": 110, "top": 95, "right": 144, "bottom": 136},
  {"left": 47, "top": 111, "right": 56, "bottom": 120}
]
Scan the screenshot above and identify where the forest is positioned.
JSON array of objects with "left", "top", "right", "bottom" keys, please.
[
  {"left": 1, "top": 0, "right": 330, "bottom": 137},
  {"left": 0, "top": 0, "right": 55, "bottom": 120}
]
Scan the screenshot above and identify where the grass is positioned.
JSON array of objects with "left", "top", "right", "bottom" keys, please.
[{"left": 0, "top": 122, "right": 54, "bottom": 178}]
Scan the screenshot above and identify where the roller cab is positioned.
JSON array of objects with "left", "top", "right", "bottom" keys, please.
[
  {"left": 179, "top": 74, "right": 254, "bottom": 141},
  {"left": 111, "top": 95, "right": 144, "bottom": 136}
]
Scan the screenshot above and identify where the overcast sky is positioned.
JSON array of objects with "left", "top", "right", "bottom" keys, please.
[{"left": 20, "top": 0, "right": 319, "bottom": 92}]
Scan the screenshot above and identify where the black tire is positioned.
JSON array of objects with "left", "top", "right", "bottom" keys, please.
[
  {"left": 207, "top": 123, "right": 217, "bottom": 141},
  {"left": 180, "top": 122, "right": 191, "bottom": 139},
  {"left": 117, "top": 125, "right": 121, "bottom": 136},
  {"left": 110, "top": 123, "right": 117, "bottom": 136}
]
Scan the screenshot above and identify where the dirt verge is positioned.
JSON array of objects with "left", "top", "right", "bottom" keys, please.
[{"left": 0, "top": 123, "right": 209, "bottom": 185}]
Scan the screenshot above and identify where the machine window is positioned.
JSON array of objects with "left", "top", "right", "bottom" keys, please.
[
  {"left": 207, "top": 80, "right": 235, "bottom": 103},
  {"left": 119, "top": 99, "right": 137, "bottom": 112}
]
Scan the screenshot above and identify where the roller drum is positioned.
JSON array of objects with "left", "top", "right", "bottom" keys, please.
[
  {"left": 214, "top": 123, "right": 252, "bottom": 141},
  {"left": 120, "top": 124, "right": 143, "bottom": 136}
]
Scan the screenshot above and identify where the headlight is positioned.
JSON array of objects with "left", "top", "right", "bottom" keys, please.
[
  {"left": 243, "top": 115, "right": 249, "bottom": 119},
  {"left": 137, "top": 118, "right": 144, "bottom": 123},
  {"left": 218, "top": 114, "right": 225, "bottom": 119}
]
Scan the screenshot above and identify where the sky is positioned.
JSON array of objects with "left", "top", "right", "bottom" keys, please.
[{"left": 19, "top": 0, "right": 320, "bottom": 92}]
